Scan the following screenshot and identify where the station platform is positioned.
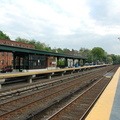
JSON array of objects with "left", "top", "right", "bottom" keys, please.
[{"left": 85, "top": 67, "right": 120, "bottom": 120}]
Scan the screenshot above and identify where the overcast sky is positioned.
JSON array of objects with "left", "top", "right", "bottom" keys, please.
[{"left": 0, "top": 0, "right": 120, "bottom": 55}]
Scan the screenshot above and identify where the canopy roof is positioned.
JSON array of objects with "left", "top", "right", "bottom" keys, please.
[{"left": 0, "top": 44, "right": 87, "bottom": 60}]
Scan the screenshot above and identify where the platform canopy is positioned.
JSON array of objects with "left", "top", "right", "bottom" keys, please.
[{"left": 0, "top": 44, "right": 87, "bottom": 60}]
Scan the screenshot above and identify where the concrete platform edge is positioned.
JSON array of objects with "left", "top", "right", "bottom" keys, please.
[{"left": 85, "top": 67, "right": 120, "bottom": 120}]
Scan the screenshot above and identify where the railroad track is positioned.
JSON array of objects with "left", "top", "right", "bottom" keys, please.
[
  {"left": 0, "top": 65, "right": 118, "bottom": 120},
  {"left": 0, "top": 67, "right": 104, "bottom": 100},
  {"left": 27, "top": 65, "right": 118, "bottom": 120},
  {"left": 47, "top": 77, "right": 110, "bottom": 120}
]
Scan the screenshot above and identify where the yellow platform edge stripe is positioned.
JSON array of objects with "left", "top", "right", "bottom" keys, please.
[
  {"left": 0, "top": 65, "right": 106, "bottom": 79},
  {"left": 85, "top": 67, "right": 120, "bottom": 120}
]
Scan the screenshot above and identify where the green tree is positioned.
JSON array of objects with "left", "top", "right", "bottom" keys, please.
[
  {"left": 28, "top": 39, "right": 36, "bottom": 46},
  {"left": 15, "top": 36, "right": 120, "bottom": 65},
  {"left": 15, "top": 38, "right": 51, "bottom": 51},
  {"left": 57, "top": 48, "right": 64, "bottom": 53},
  {"left": 79, "top": 48, "right": 91, "bottom": 57},
  {"left": 63, "top": 48, "right": 70, "bottom": 53},
  {"left": 15, "top": 37, "right": 27, "bottom": 43},
  {"left": 35, "top": 41, "right": 51, "bottom": 51},
  {"left": 91, "top": 47, "right": 105, "bottom": 63},
  {"left": 79, "top": 48, "right": 93, "bottom": 63},
  {"left": 110, "top": 54, "right": 120, "bottom": 64},
  {"left": 106, "top": 55, "right": 113, "bottom": 64},
  {"left": 0, "top": 30, "right": 10, "bottom": 40}
]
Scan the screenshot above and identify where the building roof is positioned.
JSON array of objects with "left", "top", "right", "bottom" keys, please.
[
  {"left": 0, "top": 39, "right": 35, "bottom": 48},
  {"left": 0, "top": 44, "right": 87, "bottom": 60}
]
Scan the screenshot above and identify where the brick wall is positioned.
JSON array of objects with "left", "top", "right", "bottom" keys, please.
[
  {"left": 0, "top": 39, "right": 35, "bottom": 69},
  {"left": 0, "top": 52, "right": 13, "bottom": 69},
  {"left": 0, "top": 39, "right": 35, "bottom": 48},
  {"left": 47, "top": 56, "right": 57, "bottom": 68}
]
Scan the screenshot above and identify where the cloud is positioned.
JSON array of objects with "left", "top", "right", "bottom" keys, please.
[
  {"left": 0, "top": 0, "right": 120, "bottom": 55},
  {"left": 88, "top": 0, "right": 120, "bottom": 25}
]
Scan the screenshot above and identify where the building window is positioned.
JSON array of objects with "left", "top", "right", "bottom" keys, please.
[
  {"left": 2, "top": 52, "right": 4, "bottom": 56},
  {"left": 1, "top": 60, "right": 4, "bottom": 65},
  {"left": 11, "top": 60, "right": 13, "bottom": 64}
]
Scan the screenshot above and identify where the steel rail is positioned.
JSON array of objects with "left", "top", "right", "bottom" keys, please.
[
  {"left": 0, "top": 65, "right": 117, "bottom": 120},
  {"left": 0, "top": 67, "right": 102, "bottom": 100},
  {"left": 0, "top": 70, "right": 104, "bottom": 118},
  {"left": 46, "top": 77, "right": 105, "bottom": 120},
  {"left": 47, "top": 67, "right": 117, "bottom": 120}
]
